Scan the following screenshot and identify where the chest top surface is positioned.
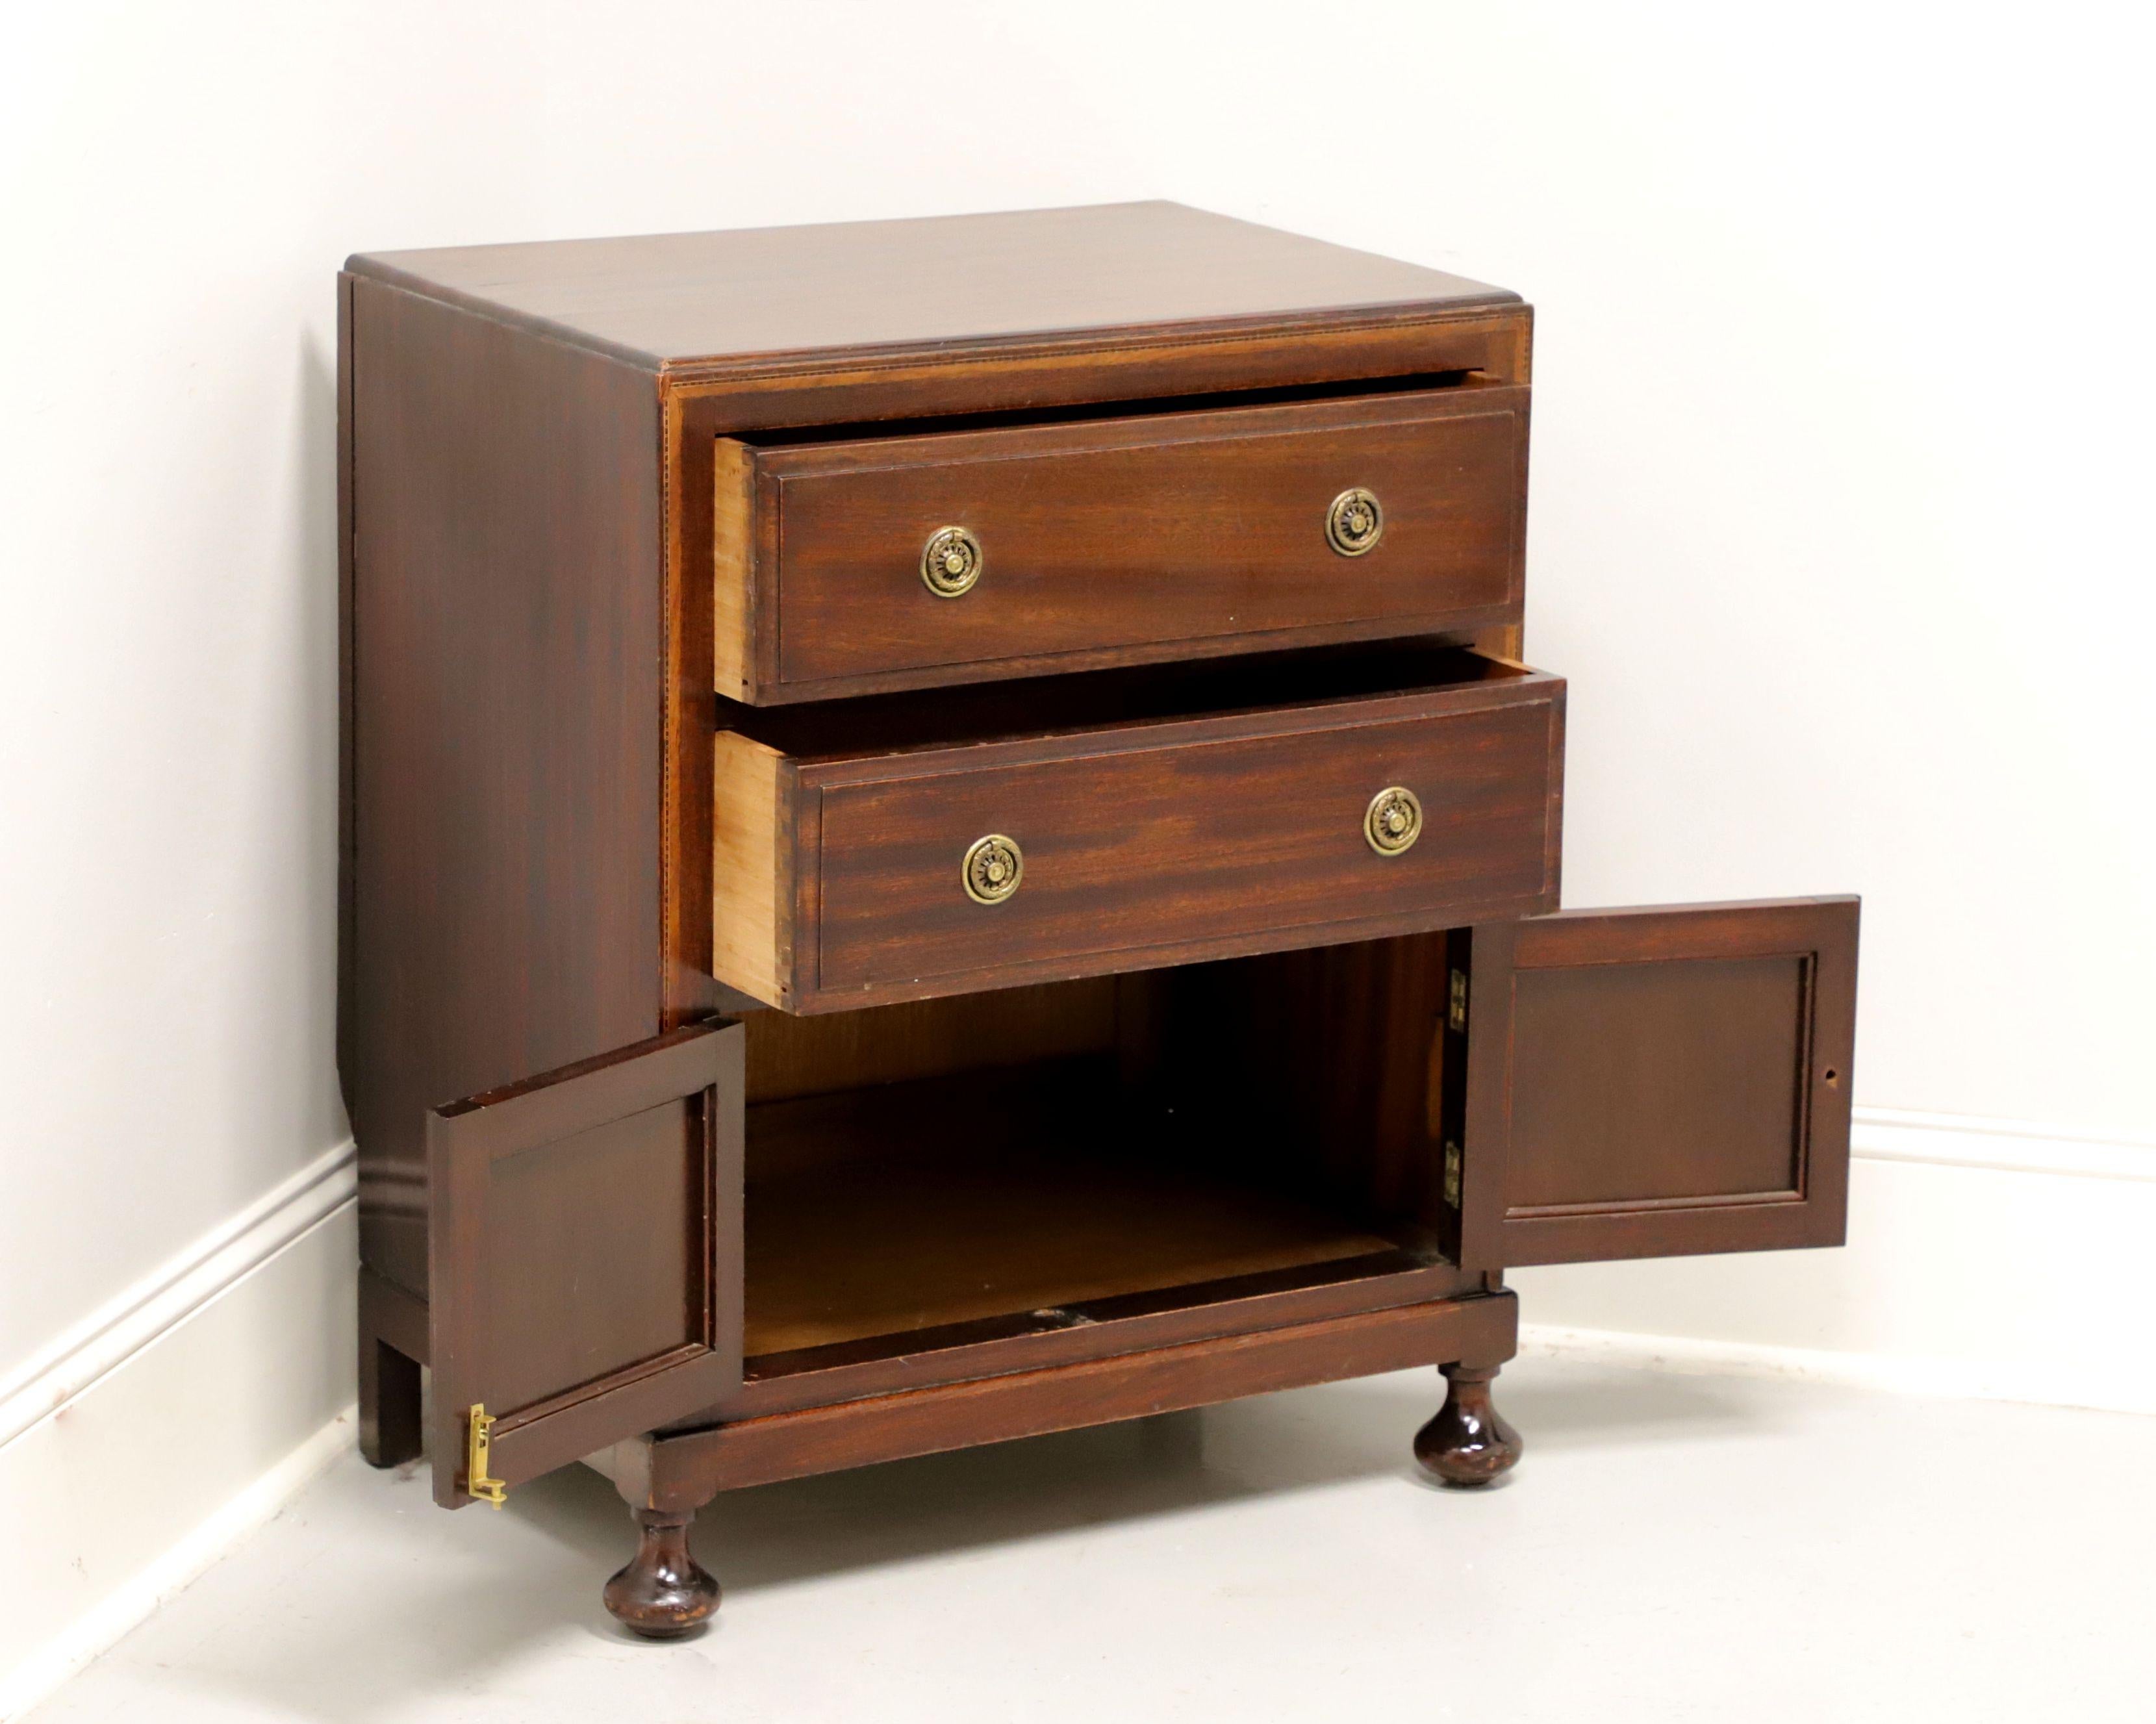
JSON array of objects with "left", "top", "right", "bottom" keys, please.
[{"left": 346, "top": 201, "right": 1516, "bottom": 372}]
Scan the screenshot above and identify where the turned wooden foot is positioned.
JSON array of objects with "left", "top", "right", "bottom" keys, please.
[
  {"left": 1414, "top": 1362, "right": 1523, "bottom": 1487},
  {"left": 357, "top": 1325, "right": 423, "bottom": 1469},
  {"left": 603, "top": 1507, "right": 720, "bottom": 1639}
]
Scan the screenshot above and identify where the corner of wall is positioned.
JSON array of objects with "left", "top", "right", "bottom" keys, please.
[{"left": 0, "top": 1147, "right": 359, "bottom": 1722}]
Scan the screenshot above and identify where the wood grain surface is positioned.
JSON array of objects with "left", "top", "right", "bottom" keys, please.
[
  {"left": 615, "top": 1291, "right": 1519, "bottom": 1502},
  {"left": 741, "top": 1060, "right": 1397, "bottom": 1358},
  {"left": 343, "top": 276, "right": 666, "bottom": 1300},
  {"left": 1454, "top": 898, "right": 1860, "bottom": 1268},
  {"left": 348, "top": 201, "right": 1517, "bottom": 370},
  {"left": 426, "top": 1024, "right": 742, "bottom": 1507},
  {"left": 713, "top": 648, "right": 1565, "bottom": 1009},
  {"left": 716, "top": 381, "right": 1527, "bottom": 698}
]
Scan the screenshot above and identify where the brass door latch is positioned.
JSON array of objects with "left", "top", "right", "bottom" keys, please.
[{"left": 466, "top": 1404, "right": 508, "bottom": 1508}]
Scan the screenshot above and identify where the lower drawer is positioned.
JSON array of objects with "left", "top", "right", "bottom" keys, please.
[{"left": 713, "top": 648, "right": 1565, "bottom": 1011}]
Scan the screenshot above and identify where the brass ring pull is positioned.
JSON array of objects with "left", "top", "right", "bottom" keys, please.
[
  {"left": 1326, "top": 487, "right": 1384, "bottom": 557},
  {"left": 922, "top": 526, "right": 984, "bottom": 597},
  {"left": 1365, "top": 787, "right": 1422, "bottom": 856},
  {"left": 962, "top": 833, "right": 1024, "bottom": 904}
]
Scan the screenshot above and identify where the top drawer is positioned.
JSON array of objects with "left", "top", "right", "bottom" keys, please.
[{"left": 714, "top": 383, "right": 1528, "bottom": 702}]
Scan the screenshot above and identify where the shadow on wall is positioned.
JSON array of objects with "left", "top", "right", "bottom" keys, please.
[
  {"left": 298, "top": 330, "right": 348, "bottom": 1146},
  {"left": 199, "top": 327, "right": 350, "bottom": 1180}
]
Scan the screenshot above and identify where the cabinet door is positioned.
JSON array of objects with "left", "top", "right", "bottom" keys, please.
[
  {"left": 426, "top": 1022, "right": 743, "bottom": 1508},
  {"left": 1452, "top": 900, "right": 1857, "bottom": 1270}
]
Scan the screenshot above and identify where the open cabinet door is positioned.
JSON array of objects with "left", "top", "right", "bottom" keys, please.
[
  {"left": 1452, "top": 899, "right": 1857, "bottom": 1270},
  {"left": 426, "top": 1021, "right": 744, "bottom": 1508}
]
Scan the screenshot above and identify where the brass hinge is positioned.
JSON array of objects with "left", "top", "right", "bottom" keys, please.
[
  {"left": 466, "top": 1404, "right": 507, "bottom": 1508},
  {"left": 1448, "top": 969, "right": 1469, "bottom": 1033},
  {"left": 1443, "top": 1139, "right": 1463, "bottom": 1210}
]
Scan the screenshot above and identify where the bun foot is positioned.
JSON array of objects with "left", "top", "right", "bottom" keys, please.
[
  {"left": 603, "top": 1507, "right": 720, "bottom": 1638},
  {"left": 1414, "top": 1362, "right": 1523, "bottom": 1487}
]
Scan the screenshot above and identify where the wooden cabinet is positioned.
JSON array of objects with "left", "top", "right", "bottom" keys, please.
[{"left": 340, "top": 202, "right": 1858, "bottom": 1636}]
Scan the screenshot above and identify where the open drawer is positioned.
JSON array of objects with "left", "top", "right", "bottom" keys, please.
[
  {"left": 715, "top": 381, "right": 1528, "bottom": 702},
  {"left": 712, "top": 646, "right": 1566, "bottom": 1012}
]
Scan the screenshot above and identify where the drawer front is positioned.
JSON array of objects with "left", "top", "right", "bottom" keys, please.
[
  {"left": 798, "top": 678, "right": 1562, "bottom": 1004},
  {"left": 724, "top": 386, "right": 1527, "bottom": 699}
]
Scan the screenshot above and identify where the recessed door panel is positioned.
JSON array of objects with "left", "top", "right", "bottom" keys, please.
[
  {"left": 425, "top": 1022, "right": 743, "bottom": 1507},
  {"left": 1452, "top": 900, "right": 1858, "bottom": 1269}
]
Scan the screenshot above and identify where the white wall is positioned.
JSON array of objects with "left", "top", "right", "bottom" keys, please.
[{"left": 2, "top": 0, "right": 2151, "bottom": 1697}]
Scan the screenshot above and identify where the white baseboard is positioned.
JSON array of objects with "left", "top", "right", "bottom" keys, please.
[
  {"left": 0, "top": 1146, "right": 359, "bottom": 1723},
  {"left": 1512, "top": 1105, "right": 2156, "bottom": 1417},
  {"left": 1847, "top": 1103, "right": 2154, "bottom": 1182},
  {"left": 0, "top": 1141, "right": 357, "bottom": 1451}
]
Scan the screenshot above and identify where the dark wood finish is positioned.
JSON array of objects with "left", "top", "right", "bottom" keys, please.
[
  {"left": 1156, "top": 932, "right": 1456, "bottom": 1236},
  {"left": 602, "top": 1508, "right": 720, "bottom": 1640},
  {"left": 742, "top": 976, "right": 1118, "bottom": 1103},
  {"left": 661, "top": 376, "right": 723, "bottom": 1033},
  {"left": 1413, "top": 1362, "right": 1523, "bottom": 1486},
  {"left": 340, "top": 206, "right": 1858, "bottom": 1630},
  {"left": 607, "top": 1292, "right": 1519, "bottom": 1506},
  {"left": 349, "top": 202, "right": 1517, "bottom": 372},
  {"left": 723, "top": 1252, "right": 1474, "bottom": 1423},
  {"left": 342, "top": 276, "right": 667, "bottom": 1300},
  {"left": 357, "top": 1267, "right": 425, "bottom": 1469},
  {"left": 720, "top": 383, "right": 1527, "bottom": 700},
  {"left": 348, "top": 207, "right": 1532, "bottom": 1044},
  {"left": 335, "top": 272, "right": 359, "bottom": 1126},
  {"left": 664, "top": 311, "right": 1528, "bottom": 457},
  {"left": 715, "top": 648, "right": 1565, "bottom": 1011},
  {"left": 351, "top": 213, "right": 1532, "bottom": 1046},
  {"left": 425, "top": 1023, "right": 743, "bottom": 1508},
  {"left": 743, "top": 1061, "right": 1397, "bottom": 1356},
  {"left": 359, "top": 1263, "right": 429, "bottom": 1362},
  {"left": 1453, "top": 899, "right": 1860, "bottom": 1269},
  {"left": 684, "top": 974, "right": 1485, "bottom": 1421}
]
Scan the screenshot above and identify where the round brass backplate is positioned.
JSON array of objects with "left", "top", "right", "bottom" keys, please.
[
  {"left": 921, "top": 526, "right": 984, "bottom": 597},
  {"left": 1365, "top": 787, "right": 1423, "bottom": 856},
  {"left": 961, "top": 833, "right": 1024, "bottom": 904},
  {"left": 1326, "top": 487, "right": 1384, "bottom": 557}
]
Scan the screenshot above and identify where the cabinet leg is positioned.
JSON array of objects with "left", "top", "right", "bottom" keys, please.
[
  {"left": 603, "top": 1506, "right": 720, "bottom": 1639},
  {"left": 357, "top": 1326, "right": 423, "bottom": 1470},
  {"left": 1414, "top": 1361, "right": 1523, "bottom": 1487}
]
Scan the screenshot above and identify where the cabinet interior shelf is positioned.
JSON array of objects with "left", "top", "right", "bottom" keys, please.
[{"left": 743, "top": 1056, "right": 1419, "bottom": 1375}]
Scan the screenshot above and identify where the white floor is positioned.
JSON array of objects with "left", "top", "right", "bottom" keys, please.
[{"left": 27, "top": 1356, "right": 2155, "bottom": 1723}]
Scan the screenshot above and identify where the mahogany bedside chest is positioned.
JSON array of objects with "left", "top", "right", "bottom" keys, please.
[{"left": 338, "top": 201, "right": 1858, "bottom": 1635}]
